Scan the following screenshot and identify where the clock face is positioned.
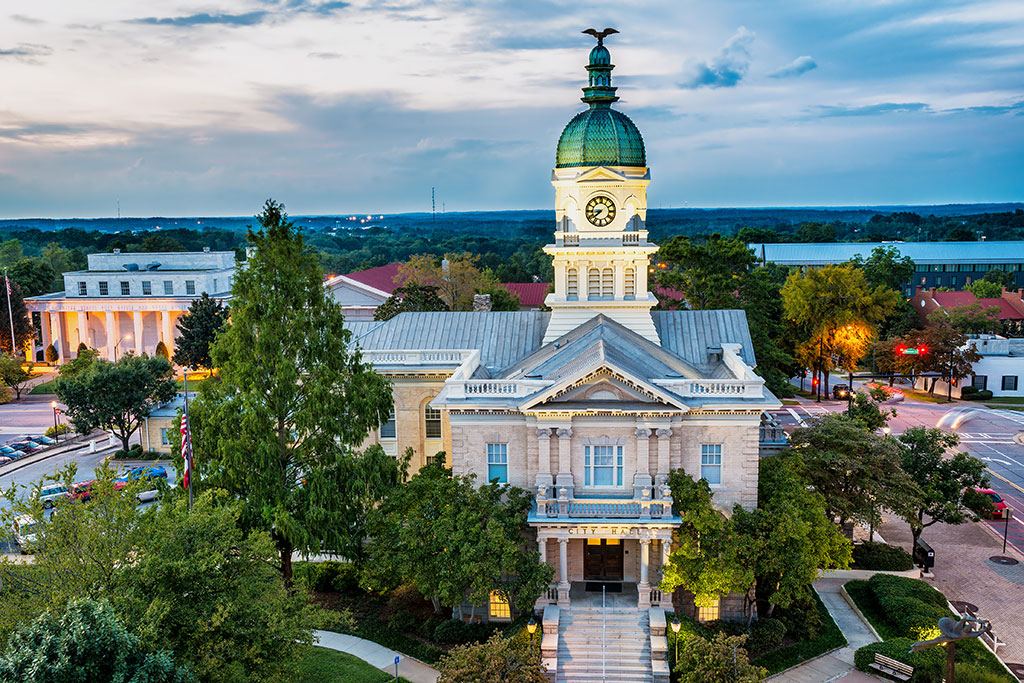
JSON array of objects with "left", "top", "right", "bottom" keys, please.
[{"left": 585, "top": 196, "right": 616, "bottom": 227}]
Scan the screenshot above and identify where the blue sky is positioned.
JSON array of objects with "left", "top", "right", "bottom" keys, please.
[{"left": 0, "top": 0, "right": 1022, "bottom": 217}]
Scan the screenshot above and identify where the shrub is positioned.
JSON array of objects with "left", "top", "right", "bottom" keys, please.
[
  {"left": 962, "top": 389, "right": 993, "bottom": 400},
  {"left": 775, "top": 594, "right": 824, "bottom": 641},
  {"left": 45, "top": 344, "right": 58, "bottom": 364},
  {"left": 747, "top": 618, "right": 786, "bottom": 653},
  {"left": 294, "top": 561, "right": 351, "bottom": 594},
  {"left": 675, "top": 633, "right": 766, "bottom": 683},
  {"left": 390, "top": 610, "right": 416, "bottom": 634},
  {"left": 868, "top": 575, "right": 949, "bottom": 611},
  {"left": 854, "top": 638, "right": 944, "bottom": 681},
  {"left": 434, "top": 619, "right": 469, "bottom": 645},
  {"left": 851, "top": 541, "right": 914, "bottom": 571},
  {"left": 419, "top": 615, "right": 445, "bottom": 639},
  {"left": 868, "top": 575, "right": 952, "bottom": 641},
  {"left": 331, "top": 563, "right": 360, "bottom": 594},
  {"left": 961, "top": 385, "right": 978, "bottom": 397},
  {"left": 953, "top": 664, "right": 1012, "bottom": 683},
  {"left": 45, "top": 423, "right": 72, "bottom": 438},
  {"left": 111, "top": 444, "right": 145, "bottom": 460},
  {"left": 77, "top": 342, "right": 89, "bottom": 355},
  {"left": 155, "top": 341, "right": 170, "bottom": 361}
]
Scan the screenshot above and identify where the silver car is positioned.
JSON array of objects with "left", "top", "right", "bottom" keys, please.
[{"left": 36, "top": 484, "right": 68, "bottom": 509}]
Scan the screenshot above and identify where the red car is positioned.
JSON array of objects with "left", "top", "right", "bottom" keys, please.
[
  {"left": 975, "top": 488, "right": 1009, "bottom": 519},
  {"left": 65, "top": 481, "right": 96, "bottom": 502}
]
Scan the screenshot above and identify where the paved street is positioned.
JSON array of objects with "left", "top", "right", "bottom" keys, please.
[{"left": 0, "top": 394, "right": 66, "bottom": 444}]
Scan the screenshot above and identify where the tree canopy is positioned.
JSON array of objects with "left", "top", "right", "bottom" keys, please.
[
  {"left": 0, "top": 355, "right": 31, "bottom": 400},
  {"left": 397, "top": 252, "right": 500, "bottom": 311},
  {"left": 0, "top": 279, "right": 32, "bottom": 356},
  {"left": 932, "top": 303, "right": 1002, "bottom": 335},
  {"left": 655, "top": 234, "right": 756, "bottom": 310},
  {"left": 374, "top": 282, "right": 449, "bottom": 321},
  {"left": 172, "top": 292, "right": 229, "bottom": 370},
  {"left": 437, "top": 633, "right": 548, "bottom": 683}
]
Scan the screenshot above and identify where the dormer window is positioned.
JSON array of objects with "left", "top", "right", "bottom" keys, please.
[{"left": 78, "top": 282, "right": 87, "bottom": 296}]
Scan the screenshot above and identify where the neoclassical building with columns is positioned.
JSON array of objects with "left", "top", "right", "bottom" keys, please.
[
  {"left": 351, "top": 32, "right": 779, "bottom": 651},
  {"left": 25, "top": 250, "right": 234, "bottom": 363}
]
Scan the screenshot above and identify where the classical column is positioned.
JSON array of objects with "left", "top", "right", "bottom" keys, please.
[
  {"left": 536, "top": 427, "right": 553, "bottom": 489},
  {"left": 105, "top": 312, "right": 117, "bottom": 361},
  {"left": 557, "top": 537, "right": 570, "bottom": 606},
  {"left": 638, "top": 538, "right": 652, "bottom": 608},
  {"left": 54, "top": 313, "right": 65, "bottom": 363},
  {"left": 655, "top": 427, "right": 672, "bottom": 485},
  {"left": 132, "top": 311, "right": 143, "bottom": 355},
  {"left": 538, "top": 536, "right": 547, "bottom": 564},
  {"left": 613, "top": 262, "right": 625, "bottom": 299},
  {"left": 76, "top": 311, "right": 88, "bottom": 353},
  {"left": 634, "top": 426, "right": 652, "bottom": 494},
  {"left": 555, "top": 427, "right": 574, "bottom": 491},
  {"left": 659, "top": 538, "right": 674, "bottom": 608},
  {"left": 40, "top": 312, "right": 51, "bottom": 353},
  {"left": 160, "top": 311, "right": 173, "bottom": 357}
]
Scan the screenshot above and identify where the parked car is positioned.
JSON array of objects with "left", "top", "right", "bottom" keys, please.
[
  {"left": 35, "top": 485, "right": 69, "bottom": 509},
  {"left": 13, "top": 515, "right": 40, "bottom": 554},
  {"left": 65, "top": 481, "right": 96, "bottom": 503},
  {"left": 832, "top": 384, "right": 851, "bottom": 400},
  {"left": 974, "top": 488, "right": 1009, "bottom": 519},
  {"left": 31, "top": 435, "right": 56, "bottom": 446},
  {"left": 116, "top": 465, "right": 167, "bottom": 483},
  {"left": 10, "top": 441, "right": 43, "bottom": 454},
  {"left": 113, "top": 479, "right": 160, "bottom": 503},
  {"left": 0, "top": 445, "right": 18, "bottom": 457}
]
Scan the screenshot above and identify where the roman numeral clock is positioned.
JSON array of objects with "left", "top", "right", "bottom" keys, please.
[{"left": 585, "top": 195, "right": 616, "bottom": 227}]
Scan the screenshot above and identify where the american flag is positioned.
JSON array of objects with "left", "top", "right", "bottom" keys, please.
[
  {"left": 4, "top": 276, "right": 9, "bottom": 296},
  {"left": 180, "top": 410, "right": 191, "bottom": 489}
]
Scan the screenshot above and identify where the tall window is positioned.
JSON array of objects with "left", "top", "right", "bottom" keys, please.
[
  {"left": 99, "top": 282, "right": 109, "bottom": 296},
  {"left": 601, "top": 268, "right": 613, "bottom": 297},
  {"left": 424, "top": 406, "right": 442, "bottom": 439},
  {"left": 380, "top": 410, "right": 396, "bottom": 439},
  {"left": 489, "top": 590, "right": 511, "bottom": 620},
  {"left": 142, "top": 281, "right": 152, "bottom": 296},
  {"left": 972, "top": 375, "right": 988, "bottom": 390},
  {"left": 77, "top": 282, "right": 87, "bottom": 296},
  {"left": 164, "top": 281, "right": 173, "bottom": 295},
  {"left": 1002, "top": 375, "right": 1017, "bottom": 391},
  {"left": 487, "top": 443, "right": 508, "bottom": 483},
  {"left": 120, "top": 281, "right": 130, "bottom": 296},
  {"left": 701, "top": 444, "right": 722, "bottom": 485},
  {"left": 160, "top": 428, "right": 170, "bottom": 446},
  {"left": 588, "top": 268, "right": 600, "bottom": 298},
  {"left": 584, "top": 445, "right": 623, "bottom": 487},
  {"left": 567, "top": 268, "right": 578, "bottom": 300},
  {"left": 624, "top": 268, "right": 635, "bottom": 298},
  {"left": 185, "top": 280, "right": 196, "bottom": 295}
]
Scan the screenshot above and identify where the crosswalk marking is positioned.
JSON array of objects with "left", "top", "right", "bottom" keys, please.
[{"left": 989, "top": 409, "right": 1024, "bottom": 427}]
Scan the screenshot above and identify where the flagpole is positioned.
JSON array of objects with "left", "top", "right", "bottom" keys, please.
[
  {"left": 183, "top": 368, "right": 193, "bottom": 511},
  {"left": 4, "top": 270, "right": 15, "bottom": 356}
]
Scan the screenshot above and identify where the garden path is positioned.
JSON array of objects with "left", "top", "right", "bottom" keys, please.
[{"left": 313, "top": 629, "right": 439, "bottom": 683}]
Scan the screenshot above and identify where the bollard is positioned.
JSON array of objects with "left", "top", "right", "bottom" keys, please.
[{"left": 89, "top": 440, "right": 96, "bottom": 453}]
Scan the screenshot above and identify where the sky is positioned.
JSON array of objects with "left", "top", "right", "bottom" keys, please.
[{"left": 0, "top": 0, "right": 1022, "bottom": 218}]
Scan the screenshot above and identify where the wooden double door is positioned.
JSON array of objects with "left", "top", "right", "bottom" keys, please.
[{"left": 583, "top": 539, "right": 624, "bottom": 581}]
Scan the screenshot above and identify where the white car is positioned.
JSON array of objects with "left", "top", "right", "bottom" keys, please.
[
  {"left": 13, "top": 514, "right": 40, "bottom": 554},
  {"left": 36, "top": 484, "right": 68, "bottom": 509}
]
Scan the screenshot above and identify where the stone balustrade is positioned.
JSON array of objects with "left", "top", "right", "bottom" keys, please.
[
  {"left": 364, "top": 349, "right": 474, "bottom": 365},
  {"left": 535, "top": 486, "right": 675, "bottom": 520},
  {"left": 445, "top": 379, "right": 552, "bottom": 399},
  {"left": 654, "top": 378, "right": 764, "bottom": 398}
]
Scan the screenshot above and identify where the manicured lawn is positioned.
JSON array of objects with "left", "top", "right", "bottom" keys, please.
[
  {"left": 295, "top": 646, "right": 413, "bottom": 683},
  {"left": 30, "top": 380, "right": 58, "bottom": 395},
  {"left": 750, "top": 590, "right": 846, "bottom": 675},
  {"left": 780, "top": 399, "right": 799, "bottom": 406},
  {"left": 985, "top": 404, "right": 1024, "bottom": 412},
  {"left": 980, "top": 396, "right": 1024, "bottom": 405}
]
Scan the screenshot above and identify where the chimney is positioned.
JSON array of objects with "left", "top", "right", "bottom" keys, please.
[
  {"left": 473, "top": 294, "right": 492, "bottom": 312},
  {"left": 203, "top": 246, "right": 210, "bottom": 253},
  {"left": 915, "top": 285, "right": 924, "bottom": 295},
  {"left": 113, "top": 248, "right": 121, "bottom": 254},
  {"left": 928, "top": 287, "right": 936, "bottom": 298}
]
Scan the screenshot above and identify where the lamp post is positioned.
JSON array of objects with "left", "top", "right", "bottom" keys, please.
[
  {"left": 527, "top": 616, "right": 538, "bottom": 647},
  {"left": 114, "top": 334, "right": 132, "bottom": 361},
  {"left": 50, "top": 401, "right": 60, "bottom": 444},
  {"left": 670, "top": 616, "right": 681, "bottom": 666}
]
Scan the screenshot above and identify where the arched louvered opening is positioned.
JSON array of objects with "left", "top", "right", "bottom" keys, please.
[
  {"left": 567, "top": 268, "right": 578, "bottom": 300},
  {"left": 624, "top": 268, "right": 635, "bottom": 298},
  {"left": 601, "top": 268, "right": 614, "bottom": 298},
  {"left": 588, "top": 268, "right": 601, "bottom": 298}
]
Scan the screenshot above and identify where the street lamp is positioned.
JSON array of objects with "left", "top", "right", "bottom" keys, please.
[
  {"left": 671, "top": 616, "right": 681, "bottom": 665},
  {"left": 114, "top": 333, "right": 132, "bottom": 361},
  {"left": 882, "top": 426, "right": 891, "bottom": 436},
  {"left": 527, "top": 616, "right": 538, "bottom": 646},
  {"left": 50, "top": 401, "right": 60, "bottom": 444}
]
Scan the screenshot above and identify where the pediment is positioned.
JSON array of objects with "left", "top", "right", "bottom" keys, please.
[
  {"left": 575, "top": 166, "right": 628, "bottom": 183},
  {"left": 521, "top": 365, "right": 686, "bottom": 412}
]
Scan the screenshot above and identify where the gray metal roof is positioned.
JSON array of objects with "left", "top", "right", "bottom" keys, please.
[
  {"left": 748, "top": 241, "right": 1024, "bottom": 266},
  {"left": 652, "top": 310, "right": 757, "bottom": 369},
  {"left": 347, "top": 311, "right": 550, "bottom": 372}
]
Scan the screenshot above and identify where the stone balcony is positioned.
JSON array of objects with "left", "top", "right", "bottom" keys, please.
[{"left": 531, "top": 486, "right": 677, "bottom": 522}]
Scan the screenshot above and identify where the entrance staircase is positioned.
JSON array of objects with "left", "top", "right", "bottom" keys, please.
[{"left": 556, "top": 604, "right": 652, "bottom": 682}]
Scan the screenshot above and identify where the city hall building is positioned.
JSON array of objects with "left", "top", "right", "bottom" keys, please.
[{"left": 351, "top": 34, "right": 779, "bottom": 682}]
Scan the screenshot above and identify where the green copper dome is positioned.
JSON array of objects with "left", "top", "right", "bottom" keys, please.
[{"left": 556, "top": 31, "right": 646, "bottom": 168}]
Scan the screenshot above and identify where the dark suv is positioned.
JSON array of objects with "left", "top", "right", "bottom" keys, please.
[{"left": 832, "top": 384, "right": 851, "bottom": 400}]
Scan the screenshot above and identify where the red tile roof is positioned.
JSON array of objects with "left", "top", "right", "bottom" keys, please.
[
  {"left": 502, "top": 282, "right": 550, "bottom": 307},
  {"left": 342, "top": 263, "right": 402, "bottom": 295},
  {"left": 931, "top": 291, "right": 1023, "bottom": 320}
]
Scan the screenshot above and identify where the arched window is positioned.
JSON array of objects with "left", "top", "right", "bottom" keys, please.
[
  {"left": 567, "top": 268, "right": 578, "bottom": 300},
  {"left": 624, "top": 268, "right": 635, "bottom": 298},
  {"left": 588, "top": 268, "right": 601, "bottom": 298},
  {"left": 601, "top": 268, "right": 613, "bottom": 298}
]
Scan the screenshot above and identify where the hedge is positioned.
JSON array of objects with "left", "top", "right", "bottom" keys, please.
[
  {"left": 854, "top": 638, "right": 944, "bottom": 681},
  {"left": 851, "top": 542, "right": 915, "bottom": 571}
]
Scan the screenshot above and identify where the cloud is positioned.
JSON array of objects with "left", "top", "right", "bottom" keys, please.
[
  {"left": 814, "top": 102, "right": 931, "bottom": 117},
  {"left": 679, "top": 27, "right": 755, "bottom": 89},
  {"left": 0, "top": 43, "right": 52, "bottom": 63},
  {"left": 132, "top": 11, "right": 270, "bottom": 27},
  {"left": 10, "top": 14, "right": 43, "bottom": 25},
  {"left": 769, "top": 55, "right": 817, "bottom": 78}
]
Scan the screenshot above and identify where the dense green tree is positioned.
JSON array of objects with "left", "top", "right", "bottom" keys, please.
[
  {"left": 56, "top": 354, "right": 176, "bottom": 451},
  {"left": 847, "top": 246, "right": 914, "bottom": 293},
  {"left": 655, "top": 234, "right": 756, "bottom": 309},
  {"left": 57, "top": 346, "right": 101, "bottom": 378},
  {"left": 172, "top": 292, "right": 229, "bottom": 370},
  {"left": 367, "top": 461, "right": 553, "bottom": 618},
  {"left": 474, "top": 282, "right": 521, "bottom": 311},
  {"left": 0, "top": 599, "right": 193, "bottom": 683},
  {"left": 896, "top": 427, "right": 991, "bottom": 546},
  {"left": 660, "top": 472, "right": 752, "bottom": 610},
  {"left": 788, "top": 413, "right": 919, "bottom": 529},
  {"left": 41, "top": 243, "right": 87, "bottom": 290},
  {"left": 876, "top": 322, "right": 981, "bottom": 394},
  {"left": 8, "top": 259, "right": 55, "bottom": 298},
  {"left": 737, "top": 262, "right": 799, "bottom": 397},
  {"left": 674, "top": 633, "right": 766, "bottom": 683},
  {"left": 140, "top": 234, "right": 184, "bottom": 252},
  {"left": 935, "top": 303, "right": 1002, "bottom": 335},
  {"left": 0, "top": 355, "right": 31, "bottom": 400},
  {"left": 437, "top": 633, "right": 548, "bottom": 683},
  {"left": 982, "top": 268, "right": 1016, "bottom": 291},
  {"left": 847, "top": 388, "right": 896, "bottom": 431},
  {"left": 190, "top": 199, "right": 393, "bottom": 583},
  {"left": 374, "top": 282, "right": 450, "bottom": 321},
  {"left": 733, "top": 456, "right": 852, "bottom": 619},
  {"left": 968, "top": 279, "right": 1003, "bottom": 298},
  {"left": 0, "top": 279, "right": 32, "bottom": 356},
  {"left": 0, "top": 239, "right": 24, "bottom": 269}
]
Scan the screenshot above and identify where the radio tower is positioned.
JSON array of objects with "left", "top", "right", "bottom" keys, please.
[{"left": 431, "top": 187, "right": 436, "bottom": 222}]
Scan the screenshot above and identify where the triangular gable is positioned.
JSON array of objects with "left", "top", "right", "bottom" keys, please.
[
  {"left": 520, "top": 362, "right": 687, "bottom": 412},
  {"left": 575, "top": 166, "right": 628, "bottom": 183}
]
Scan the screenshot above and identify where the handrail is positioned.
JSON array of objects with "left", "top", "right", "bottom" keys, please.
[{"left": 654, "top": 378, "right": 764, "bottom": 398}]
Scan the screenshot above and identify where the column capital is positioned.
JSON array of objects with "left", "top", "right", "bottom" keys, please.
[
  {"left": 557, "top": 536, "right": 568, "bottom": 546},
  {"left": 655, "top": 428, "right": 672, "bottom": 438},
  {"left": 556, "top": 427, "right": 573, "bottom": 439},
  {"left": 536, "top": 427, "right": 552, "bottom": 439},
  {"left": 640, "top": 537, "right": 652, "bottom": 547},
  {"left": 635, "top": 427, "right": 651, "bottom": 439}
]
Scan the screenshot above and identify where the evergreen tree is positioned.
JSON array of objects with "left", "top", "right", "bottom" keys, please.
[
  {"left": 154, "top": 341, "right": 170, "bottom": 362},
  {"left": 190, "top": 200, "right": 394, "bottom": 583},
  {"left": 172, "top": 292, "right": 229, "bottom": 370}
]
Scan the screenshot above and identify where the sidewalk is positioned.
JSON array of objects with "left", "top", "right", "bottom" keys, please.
[
  {"left": 313, "top": 630, "right": 439, "bottom": 683},
  {"left": 878, "top": 513, "right": 1024, "bottom": 669},
  {"left": 769, "top": 579, "right": 881, "bottom": 682}
]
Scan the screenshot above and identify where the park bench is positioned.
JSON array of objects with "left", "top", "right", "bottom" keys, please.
[{"left": 869, "top": 653, "right": 913, "bottom": 681}]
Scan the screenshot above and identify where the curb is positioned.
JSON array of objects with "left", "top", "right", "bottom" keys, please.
[
  {"left": 838, "top": 583, "right": 881, "bottom": 642},
  {"left": 0, "top": 437, "right": 97, "bottom": 477}
]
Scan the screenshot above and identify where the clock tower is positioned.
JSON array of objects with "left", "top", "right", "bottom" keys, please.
[{"left": 543, "top": 30, "right": 660, "bottom": 344}]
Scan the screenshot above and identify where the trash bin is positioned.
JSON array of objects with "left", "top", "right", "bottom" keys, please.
[{"left": 913, "top": 538, "right": 935, "bottom": 570}]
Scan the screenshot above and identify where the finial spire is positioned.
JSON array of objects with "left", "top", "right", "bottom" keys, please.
[
  {"left": 582, "top": 27, "right": 619, "bottom": 46},
  {"left": 580, "top": 28, "right": 619, "bottom": 106}
]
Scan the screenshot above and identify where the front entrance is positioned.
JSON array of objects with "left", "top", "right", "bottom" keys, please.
[{"left": 583, "top": 538, "right": 624, "bottom": 581}]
